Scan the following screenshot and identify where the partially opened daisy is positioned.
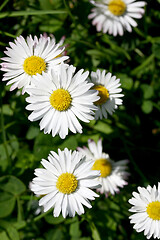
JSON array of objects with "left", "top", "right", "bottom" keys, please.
[
  {"left": 31, "top": 148, "right": 101, "bottom": 218},
  {"left": 0, "top": 34, "right": 69, "bottom": 93},
  {"left": 25, "top": 64, "right": 99, "bottom": 139},
  {"left": 129, "top": 183, "right": 160, "bottom": 239},
  {"left": 77, "top": 139, "right": 129, "bottom": 196},
  {"left": 88, "top": 0, "right": 146, "bottom": 36},
  {"left": 88, "top": 69, "right": 123, "bottom": 120}
]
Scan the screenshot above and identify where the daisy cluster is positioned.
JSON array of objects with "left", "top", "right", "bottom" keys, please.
[
  {"left": 0, "top": 34, "right": 124, "bottom": 139},
  {"left": 0, "top": 33, "right": 127, "bottom": 218}
]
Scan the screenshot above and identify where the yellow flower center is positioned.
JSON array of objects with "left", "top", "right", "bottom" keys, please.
[
  {"left": 49, "top": 89, "right": 72, "bottom": 111},
  {"left": 146, "top": 201, "right": 160, "bottom": 220},
  {"left": 23, "top": 56, "right": 46, "bottom": 76},
  {"left": 92, "top": 158, "right": 112, "bottom": 178},
  {"left": 108, "top": 0, "right": 126, "bottom": 16},
  {"left": 92, "top": 85, "right": 109, "bottom": 105},
  {"left": 56, "top": 173, "right": 78, "bottom": 194}
]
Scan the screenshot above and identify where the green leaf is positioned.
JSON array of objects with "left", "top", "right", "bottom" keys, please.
[
  {"left": 141, "top": 84, "right": 154, "bottom": 99},
  {"left": 117, "top": 74, "right": 133, "bottom": 90},
  {"left": 2, "top": 104, "right": 13, "bottom": 116},
  {"left": 0, "top": 144, "right": 12, "bottom": 171},
  {"left": 141, "top": 100, "right": 153, "bottom": 114},
  {"left": 0, "top": 192, "right": 16, "bottom": 218},
  {"left": 152, "top": 43, "right": 160, "bottom": 59},
  {"left": 69, "top": 218, "right": 81, "bottom": 238},
  {"left": 12, "top": 221, "right": 26, "bottom": 230},
  {"left": 39, "top": 19, "right": 63, "bottom": 33},
  {"left": 59, "top": 135, "right": 78, "bottom": 150},
  {"left": 0, "top": 231, "right": 10, "bottom": 240},
  {"left": 0, "top": 220, "right": 19, "bottom": 240},
  {"left": 90, "top": 221, "right": 101, "bottom": 240},
  {"left": 45, "top": 228, "right": 64, "bottom": 240},
  {"left": 26, "top": 126, "right": 39, "bottom": 140},
  {"left": 91, "top": 121, "right": 113, "bottom": 135},
  {"left": 44, "top": 214, "right": 65, "bottom": 225},
  {"left": 0, "top": 176, "right": 26, "bottom": 195}
]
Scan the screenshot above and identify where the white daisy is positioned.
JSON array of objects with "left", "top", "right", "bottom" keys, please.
[
  {"left": 30, "top": 148, "right": 101, "bottom": 218},
  {"left": 88, "top": 69, "right": 124, "bottom": 120},
  {"left": 25, "top": 63, "right": 99, "bottom": 139},
  {"left": 0, "top": 34, "right": 69, "bottom": 93},
  {"left": 88, "top": 0, "right": 146, "bottom": 36},
  {"left": 77, "top": 138, "right": 129, "bottom": 196},
  {"left": 129, "top": 183, "right": 160, "bottom": 239}
]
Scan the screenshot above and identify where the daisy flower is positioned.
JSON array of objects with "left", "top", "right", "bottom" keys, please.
[
  {"left": 30, "top": 148, "right": 101, "bottom": 218},
  {"left": 77, "top": 139, "right": 129, "bottom": 196},
  {"left": 88, "top": 0, "right": 146, "bottom": 36},
  {"left": 88, "top": 69, "right": 124, "bottom": 120},
  {"left": 129, "top": 183, "right": 160, "bottom": 239},
  {"left": 25, "top": 63, "right": 99, "bottom": 139},
  {"left": 0, "top": 34, "right": 69, "bottom": 93}
]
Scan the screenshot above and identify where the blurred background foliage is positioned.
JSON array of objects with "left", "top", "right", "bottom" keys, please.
[{"left": 0, "top": 0, "right": 160, "bottom": 239}]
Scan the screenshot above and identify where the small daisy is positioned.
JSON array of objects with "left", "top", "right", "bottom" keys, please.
[
  {"left": 25, "top": 63, "right": 99, "bottom": 139},
  {"left": 0, "top": 34, "right": 69, "bottom": 93},
  {"left": 88, "top": 69, "right": 124, "bottom": 120},
  {"left": 88, "top": 0, "right": 146, "bottom": 36},
  {"left": 30, "top": 148, "right": 101, "bottom": 218},
  {"left": 129, "top": 183, "right": 160, "bottom": 239},
  {"left": 77, "top": 139, "right": 129, "bottom": 196}
]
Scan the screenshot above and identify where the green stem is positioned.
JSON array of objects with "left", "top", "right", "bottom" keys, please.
[
  {"left": 0, "top": 10, "right": 67, "bottom": 18},
  {"left": 16, "top": 196, "right": 23, "bottom": 222},
  {"left": 33, "top": 209, "right": 52, "bottom": 222},
  {"left": 0, "top": 0, "right": 9, "bottom": 11},
  {"left": 0, "top": 90, "right": 10, "bottom": 167},
  {"left": 84, "top": 213, "right": 101, "bottom": 240}
]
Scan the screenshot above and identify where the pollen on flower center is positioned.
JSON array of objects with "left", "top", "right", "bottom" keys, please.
[
  {"left": 49, "top": 89, "right": 72, "bottom": 111},
  {"left": 23, "top": 56, "right": 46, "bottom": 75},
  {"left": 146, "top": 201, "right": 160, "bottom": 220},
  {"left": 56, "top": 173, "right": 78, "bottom": 194},
  {"left": 108, "top": 0, "right": 126, "bottom": 16},
  {"left": 92, "top": 158, "right": 112, "bottom": 178},
  {"left": 92, "top": 85, "right": 109, "bottom": 105}
]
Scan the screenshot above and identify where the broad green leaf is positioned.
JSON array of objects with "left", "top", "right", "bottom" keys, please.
[
  {"left": 0, "top": 231, "right": 9, "bottom": 240},
  {"left": 0, "top": 220, "right": 19, "bottom": 240},
  {"left": 8, "top": 135, "right": 19, "bottom": 151},
  {"left": 69, "top": 218, "right": 81, "bottom": 238},
  {"left": 59, "top": 135, "right": 78, "bottom": 150},
  {"left": 92, "top": 121, "right": 113, "bottom": 135},
  {"left": 90, "top": 221, "right": 101, "bottom": 240},
  {"left": 0, "top": 144, "right": 12, "bottom": 171},
  {"left": 26, "top": 126, "right": 39, "bottom": 140},
  {"left": 0, "top": 192, "right": 16, "bottom": 218},
  {"left": 45, "top": 228, "right": 64, "bottom": 240},
  {"left": 2, "top": 104, "right": 13, "bottom": 116},
  {"left": 40, "top": 19, "right": 63, "bottom": 33},
  {"left": 141, "top": 84, "right": 154, "bottom": 99},
  {"left": 117, "top": 74, "right": 133, "bottom": 90},
  {"left": 0, "top": 176, "right": 26, "bottom": 195},
  {"left": 44, "top": 214, "right": 65, "bottom": 225},
  {"left": 141, "top": 100, "right": 153, "bottom": 114}
]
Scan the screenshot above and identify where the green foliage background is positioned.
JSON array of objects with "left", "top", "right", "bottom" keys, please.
[{"left": 0, "top": 0, "right": 160, "bottom": 239}]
